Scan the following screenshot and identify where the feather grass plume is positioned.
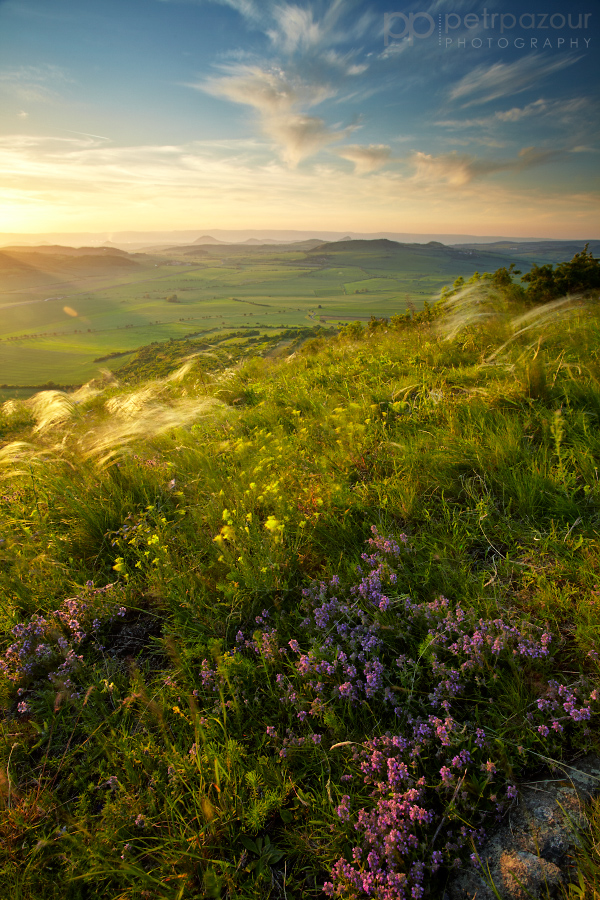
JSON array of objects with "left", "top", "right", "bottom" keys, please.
[
  {"left": 82, "top": 394, "right": 228, "bottom": 466},
  {"left": 0, "top": 365, "right": 232, "bottom": 473},
  {"left": 28, "top": 391, "right": 78, "bottom": 433},
  {"left": 436, "top": 281, "right": 502, "bottom": 342},
  {"left": 486, "top": 295, "right": 585, "bottom": 363},
  {"left": 0, "top": 441, "right": 41, "bottom": 479}
]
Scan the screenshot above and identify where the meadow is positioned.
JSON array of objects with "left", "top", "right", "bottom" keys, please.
[
  {"left": 0, "top": 256, "right": 599, "bottom": 899},
  {"left": 0, "top": 239, "right": 545, "bottom": 387}
]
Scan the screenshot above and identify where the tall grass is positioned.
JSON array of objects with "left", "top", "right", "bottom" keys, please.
[{"left": 0, "top": 288, "right": 598, "bottom": 898}]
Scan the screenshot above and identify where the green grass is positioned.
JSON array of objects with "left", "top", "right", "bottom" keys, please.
[
  {"left": 565, "top": 793, "right": 600, "bottom": 899},
  {"left": 0, "top": 277, "right": 598, "bottom": 899},
  {"left": 0, "top": 243, "right": 540, "bottom": 386}
]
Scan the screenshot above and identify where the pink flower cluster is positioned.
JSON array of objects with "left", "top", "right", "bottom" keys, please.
[
  {"left": 533, "top": 680, "right": 596, "bottom": 736},
  {"left": 0, "top": 582, "right": 126, "bottom": 706},
  {"left": 190, "top": 529, "right": 598, "bottom": 897}
]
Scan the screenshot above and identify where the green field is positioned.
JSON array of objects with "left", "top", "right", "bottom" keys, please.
[{"left": 0, "top": 239, "right": 540, "bottom": 385}]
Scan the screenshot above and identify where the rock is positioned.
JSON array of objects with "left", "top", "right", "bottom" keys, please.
[
  {"left": 498, "top": 851, "right": 563, "bottom": 899},
  {"left": 447, "top": 754, "right": 600, "bottom": 900}
]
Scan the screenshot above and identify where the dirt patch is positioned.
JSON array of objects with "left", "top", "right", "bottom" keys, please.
[{"left": 104, "top": 614, "right": 163, "bottom": 668}]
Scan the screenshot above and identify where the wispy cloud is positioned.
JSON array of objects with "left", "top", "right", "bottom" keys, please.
[
  {"left": 378, "top": 41, "right": 412, "bottom": 61},
  {"left": 496, "top": 99, "right": 553, "bottom": 123},
  {"left": 336, "top": 143, "right": 391, "bottom": 173},
  {"left": 181, "top": 1, "right": 376, "bottom": 165},
  {"left": 196, "top": 64, "right": 353, "bottom": 165},
  {"left": 158, "top": 0, "right": 374, "bottom": 41},
  {"left": 321, "top": 49, "right": 369, "bottom": 76},
  {"left": 215, "top": 0, "right": 261, "bottom": 18},
  {"left": 157, "top": 0, "right": 262, "bottom": 19},
  {"left": 437, "top": 97, "right": 589, "bottom": 129},
  {"left": 63, "top": 130, "right": 112, "bottom": 141},
  {"left": 0, "top": 133, "right": 597, "bottom": 236},
  {"left": 199, "top": 64, "right": 335, "bottom": 114},
  {"left": 448, "top": 54, "right": 581, "bottom": 107},
  {"left": 267, "top": 3, "right": 329, "bottom": 54},
  {"left": 266, "top": 0, "right": 355, "bottom": 53},
  {"left": 408, "top": 146, "right": 562, "bottom": 187},
  {"left": 0, "top": 64, "right": 71, "bottom": 103}
]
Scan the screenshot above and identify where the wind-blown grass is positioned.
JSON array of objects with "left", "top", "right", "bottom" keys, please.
[{"left": 0, "top": 283, "right": 598, "bottom": 899}]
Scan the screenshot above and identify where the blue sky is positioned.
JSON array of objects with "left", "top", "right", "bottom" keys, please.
[{"left": 0, "top": 0, "right": 598, "bottom": 237}]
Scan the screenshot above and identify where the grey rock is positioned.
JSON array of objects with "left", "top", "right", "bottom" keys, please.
[{"left": 447, "top": 754, "right": 600, "bottom": 900}]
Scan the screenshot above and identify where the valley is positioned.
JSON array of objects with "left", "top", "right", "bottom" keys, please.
[{"left": 1, "top": 237, "right": 585, "bottom": 389}]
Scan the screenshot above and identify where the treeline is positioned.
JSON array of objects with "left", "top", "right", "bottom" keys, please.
[
  {"left": 330, "top": 246, "right": 600, "bottom": 342},
  {"left": 444, "top": 243, "right": 600, "bottom": 305},
  {"left": 0, "top": 381, "right": 81, "bottom": 391},
  {"left": 93, "top": 350, "right": 135, "bottom": 363}
]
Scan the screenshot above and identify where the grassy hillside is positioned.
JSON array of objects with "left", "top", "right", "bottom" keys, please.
[
  {"left": 0, "top": 240, "right": 541, "bottom": 387},
  {"left": 0, "top": 275, "right": 599, "bottom": 899}
]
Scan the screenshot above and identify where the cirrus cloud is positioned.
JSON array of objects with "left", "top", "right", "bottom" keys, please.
[
  {"left": 0, "top": 133, "right": 597, "bottom": 236},
  {"left": 195, "top": 64, "right": 354, "bottom": 165},
  {"left": 448, "top": 54, "right": 581, "bottom": 107},
  {"left": 408, "top": 146, "right": 562, "bottom": 186},
  {"left": 336, "top": 143, "right": 391, "bottom": 174},
  {"left": 0, "top": 64, "right": 72, "bottom": 104}
]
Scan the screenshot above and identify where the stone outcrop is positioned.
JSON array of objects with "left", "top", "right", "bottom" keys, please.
[{"left": 447, "top": 754, "right": 600, "bottom": 900}]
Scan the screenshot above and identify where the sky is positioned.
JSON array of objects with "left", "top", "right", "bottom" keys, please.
[{"left": 0, "top": 0, "right": 598, "bottom": 238}]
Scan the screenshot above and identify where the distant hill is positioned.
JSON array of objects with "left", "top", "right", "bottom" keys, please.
[
  {"left": 284, "top": 239, "right": 325, "bottom": 250},
  {"left": 182, "top": 247, "right": 209, "bottom": 256},
  {"left": 0, "top": 247, "right": 138, "bottom": 288},
  {"left": 8, "top": 229, "right": 588, "bottom": 250},
  {"left": 231, "top": 238, "right": 325, "bottom": 250},
  {"left": 158, "top": 245, "right": 209, "bottom": 256},
  {"left": 150, "top": 239, "right": 326, "bottom": 255},
  {"left": 2, "top": 244, "right": 129, "bottom": 257},
  {"left": 305, "top": 237, "right": 546, "bottom": 274},
  {"left": 193, "top": 235, "right": 227, "bottom": 245},
  {"left": 315, "top": 238, "right": 401, "bottom": 252}
]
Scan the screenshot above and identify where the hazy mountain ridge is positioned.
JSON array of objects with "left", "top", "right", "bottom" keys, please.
[
  {"left": 2, "top": 245, "right": 130, "bottom": 257},
  {"left": 2, "top": 229, "right": 585, "bottom": 251},
  {"left": 0, "top": 248, "right": 138, "bottom": 283}
]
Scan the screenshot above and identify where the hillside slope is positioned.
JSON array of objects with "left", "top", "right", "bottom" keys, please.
[
  {"left": 0, "top": 247, "right": 138, "bottom": 284},
  {"left": 0, "top": 283, "right": 599, "bottom": 899}
]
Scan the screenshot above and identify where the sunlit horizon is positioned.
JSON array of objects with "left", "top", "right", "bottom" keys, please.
[{"left": 0, "top": 0, "right": 598, "bottom": 240}]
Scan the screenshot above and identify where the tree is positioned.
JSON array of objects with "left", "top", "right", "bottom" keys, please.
[
  {"left": 521, "top": 263, "right": 559, "bottom": 303},
  {"left": 521, "top": 244, "right": 600, "bottom": 304},
  {"left": 553, "top": 244, "right": 600, "bottom": 296},
  {"left": 491, "top": 262, "right": 521, "bottom": 287},
  {"left": 339, "top": 320, "right": 364, "bottom": 339}
]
